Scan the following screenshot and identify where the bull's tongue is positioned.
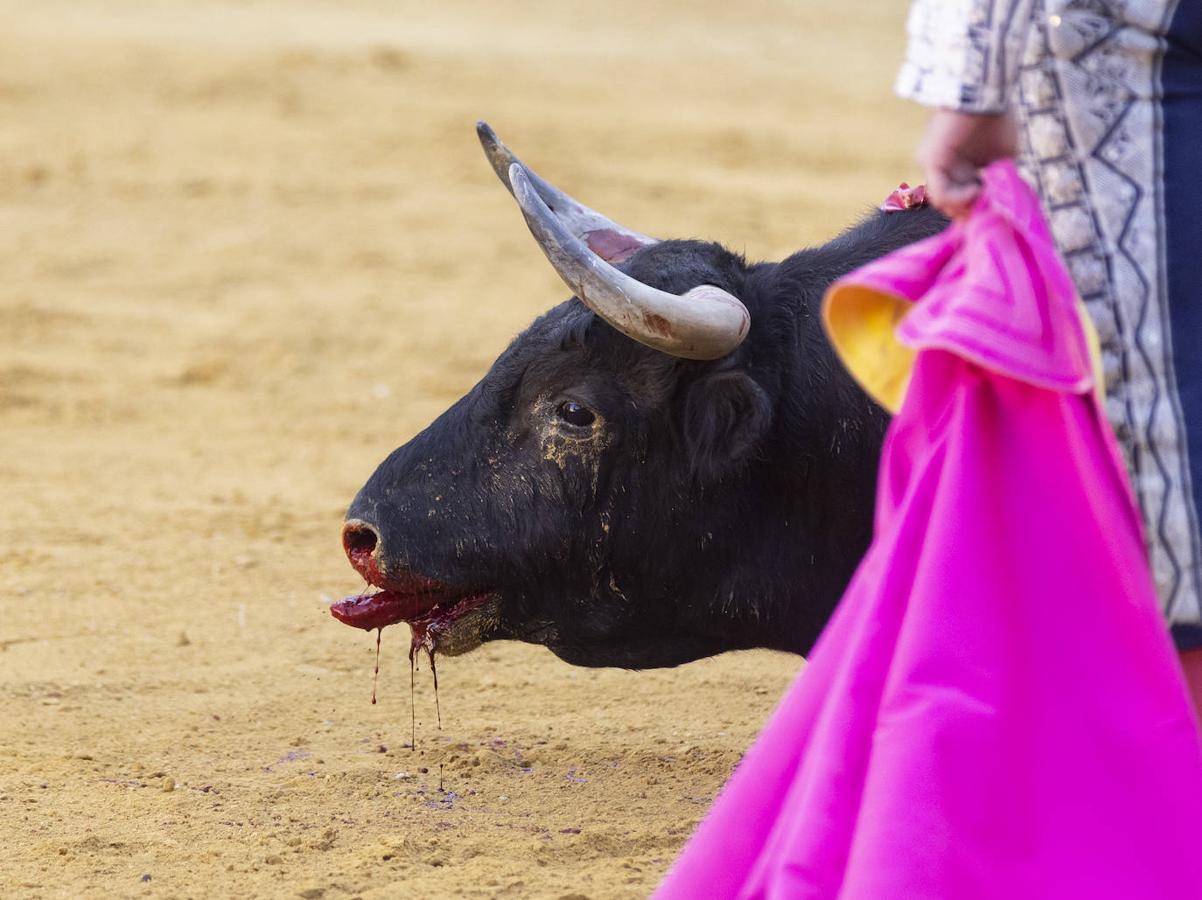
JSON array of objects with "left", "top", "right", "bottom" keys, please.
[{"left": 329, "top": 590, "right": 439, "bottom": 631}]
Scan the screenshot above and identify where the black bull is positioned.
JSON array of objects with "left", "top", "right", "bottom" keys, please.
[{"left": 339, "top": 125, "right": 947, "bottom": 669}]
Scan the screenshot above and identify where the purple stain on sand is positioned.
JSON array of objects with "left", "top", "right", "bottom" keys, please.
[
  {"left": 565, "top": 769, "right": 588, "bottom": 784},
  {"left": 423, "top": 790, "right": 459, "bottom": 810},
  {"left": 262, "top": 749, "right": 312, "bottom": 772}
]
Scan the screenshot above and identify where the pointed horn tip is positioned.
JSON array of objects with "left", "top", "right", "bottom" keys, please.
[{"left": 477, "top": 122, "right": 508, "bottom": 163}]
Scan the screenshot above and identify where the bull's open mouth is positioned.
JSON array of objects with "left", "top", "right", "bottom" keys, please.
[
  {"left": 330, "top": 588, "right": 494, "bottom": 656},
  {"left": 336, "top": 524, "right": 496, "bottom": 657}
]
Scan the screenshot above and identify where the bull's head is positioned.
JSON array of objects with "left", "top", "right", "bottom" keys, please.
[{"left": 334, "top": 124, "right": 934, "bottom": 668}]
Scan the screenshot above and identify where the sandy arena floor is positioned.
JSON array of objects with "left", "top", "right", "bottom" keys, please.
[{"left": 0, "top": 2, "right": 920, "bottom": 896}]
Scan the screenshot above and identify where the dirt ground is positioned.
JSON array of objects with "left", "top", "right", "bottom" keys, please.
[{"left": 0, "top": 2, "right": 920, "bottom": 896}]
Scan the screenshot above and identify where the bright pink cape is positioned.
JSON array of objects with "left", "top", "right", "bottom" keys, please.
[{"left": 655, "top": 162, "right": 1202, "bottom": 898}]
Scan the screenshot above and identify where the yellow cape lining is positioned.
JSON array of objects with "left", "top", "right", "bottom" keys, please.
[{"left": 821, "top": 284, "right": 1105, "bottom": 415}]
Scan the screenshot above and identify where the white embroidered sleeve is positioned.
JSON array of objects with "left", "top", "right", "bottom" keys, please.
[{"left": 896, "top": 0, "right": 1036, "bottom": 113}]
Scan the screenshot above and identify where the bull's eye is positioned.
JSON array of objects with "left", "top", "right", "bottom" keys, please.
[{"left": 557, "top": 400, "right": 596, "bottom": 428}]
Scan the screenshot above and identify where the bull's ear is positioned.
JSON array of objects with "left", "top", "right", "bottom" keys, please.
[{"left": 683, "top": 371, "right": 772, "bottom": 479}]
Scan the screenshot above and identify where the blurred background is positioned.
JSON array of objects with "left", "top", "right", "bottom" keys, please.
[{"left": 1, "top": 1, "right": 918, "bottom": 896}]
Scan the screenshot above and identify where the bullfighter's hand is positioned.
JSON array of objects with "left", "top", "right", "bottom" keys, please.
[{"left": 916, "top": 109, "right": 1018, "bottom": 219}]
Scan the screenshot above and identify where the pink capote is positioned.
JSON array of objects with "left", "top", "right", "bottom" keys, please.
[{"left": 655, "top": 162, "right": 1202, "bottom": 899}]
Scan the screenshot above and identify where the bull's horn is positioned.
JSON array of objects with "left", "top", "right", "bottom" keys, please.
[
  {"left": 477, "top": 121, "right": 654, "bottom": 263},
  {"left": 508, "top": 164, "right": 750, "bottom": 360}
]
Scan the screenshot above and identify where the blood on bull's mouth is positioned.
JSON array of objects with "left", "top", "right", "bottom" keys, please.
[
  {"left": 328, "top": 588, "right": 440, "bottom": 631},
  {"left": 328, "top": 586, "right": 491, "bottom": 641},
  {"left": 331, "top": 559, "right": 452, "bottom": 628},
  {"left": 329, "top": 560, "right": 495, "bottom": 655}
]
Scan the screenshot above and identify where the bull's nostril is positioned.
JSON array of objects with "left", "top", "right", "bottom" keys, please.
[{"left": 343, "top": 520, "right": 379, "bottom": 559}]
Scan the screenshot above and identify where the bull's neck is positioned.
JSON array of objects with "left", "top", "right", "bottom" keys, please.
[{"left": 718, "top": 209, "right": 944, "bottom": 654}]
